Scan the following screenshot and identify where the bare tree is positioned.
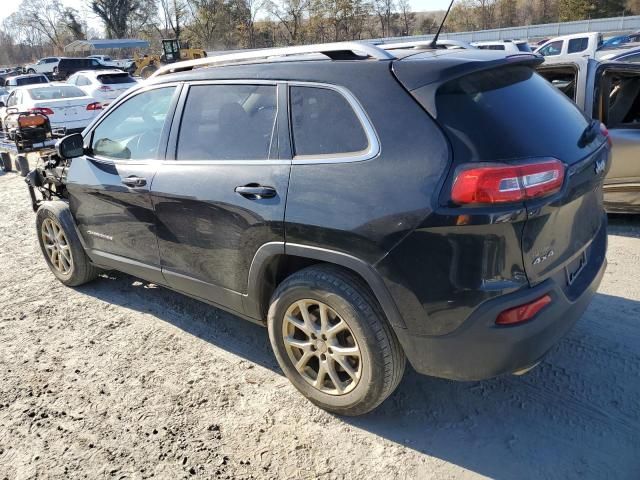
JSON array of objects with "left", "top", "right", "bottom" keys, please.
[
  {"left": 160, "top": 0, "right": 187, "bottom": 39},
  {"left": 268, "top": 0, "right": 310, "bottom": 44},
  {"left": 90, "top": 0, "right": 142, "bottom": 38},
  {"left": 17, "top": 0, "right": 66, "bottom": 51},
  {"left": 397, "top": 0, "right": 415, "bottom": 35},
  {"left": 372, "top": 0, "right": 395, "bottom": 37}
]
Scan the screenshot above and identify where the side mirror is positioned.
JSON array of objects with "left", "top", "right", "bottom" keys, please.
[{"left": 56, "top": 133, "right": 85, "bottom": 159}]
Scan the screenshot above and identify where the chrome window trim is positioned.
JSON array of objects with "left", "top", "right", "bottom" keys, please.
[{"left": 288, "top": 82, "right": 381, "bottom": 165}]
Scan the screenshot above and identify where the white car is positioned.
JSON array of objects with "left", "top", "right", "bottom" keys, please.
[
  {"left": 0, "top": 84, "right": 102, "bottom": 134},
  {"left": 67, "top": 70, "right": 138, "bottom": 107},
  {"left": 471, "top": 40, "right": 532, "bottom": 53},
  {"left": 534, "top": 32, "right": 604, "bottom": 58},
  {"left": 25, "top": 57, "right": 61, "bottom": 75}
]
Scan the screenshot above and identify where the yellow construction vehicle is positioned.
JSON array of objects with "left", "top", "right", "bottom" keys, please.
[{"left": 132, "top": 39, "right": 207, "bottom": 79}]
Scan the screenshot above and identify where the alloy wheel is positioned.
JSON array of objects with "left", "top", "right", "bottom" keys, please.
[
  {"left": 282, "top": 299, "right": 362, "bottom": 395},
  {"left": 41, "top": 218, "right": 73, "bottom": 275}
]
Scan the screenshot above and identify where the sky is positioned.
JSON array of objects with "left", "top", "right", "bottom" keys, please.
[{"left": 0, "top": 0, "right": 453, "bottom": 31}]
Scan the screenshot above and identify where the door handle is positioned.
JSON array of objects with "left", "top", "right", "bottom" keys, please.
[
  {"left": 122, "top": 176, "right": 147, "bottom": 188},
  {"left": 235, "top": 185, "right": 277, "bottom": 199}
]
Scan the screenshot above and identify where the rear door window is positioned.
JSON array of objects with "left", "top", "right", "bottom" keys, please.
[
  {"left": 290, "top": 86, "right": 368, "bottom": 157},
  {"left": 176, "top": 84, "right": 277, "bottom": 161},
  {"left": 568, "top": 37, "right": 589, "bottom": 54}
]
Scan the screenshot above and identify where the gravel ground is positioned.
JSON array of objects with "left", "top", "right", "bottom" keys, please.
[{"left": 1, "top": 166, "right": 639, "bottom": 480}]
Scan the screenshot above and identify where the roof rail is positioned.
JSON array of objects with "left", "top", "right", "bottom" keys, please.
[
  {"left": 150, "top": 41, "right": 396, "bottom": 78},
  {"left": 379, "top": 39, "right": 475, "bottom": 50}
]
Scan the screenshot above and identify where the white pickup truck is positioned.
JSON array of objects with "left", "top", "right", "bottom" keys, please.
[
  {"left": 87, "top": 55, "right": 134, "bottom": 71},
  {"left": 534, "top": 32, "right": 604, "bottom": 58},
  {"left": 537, "top": 56, "right": 640, "bottom": 213}
]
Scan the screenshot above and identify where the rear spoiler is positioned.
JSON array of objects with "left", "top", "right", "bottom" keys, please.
[{"left": 392, "top": 52, "right": 544, "bottom": 117}]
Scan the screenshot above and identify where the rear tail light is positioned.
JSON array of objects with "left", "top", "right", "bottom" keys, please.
[
  {"left": 451, "top": 159, "right": 565, "bottom": 205},
  {"left": 600, "top": 123, "right": 612, "bottom": 147},
  {"left": 99, "top": 85, "right": 113, "bottom": 92},
  {"left": 86, "top": 102, "right": 102, "bottom": 111},
  {"left": 496, "top": 294, "right": 552, "bottom": 325},
  {"left": 29, "top": 107, "right": 54, "bottom": 115}
]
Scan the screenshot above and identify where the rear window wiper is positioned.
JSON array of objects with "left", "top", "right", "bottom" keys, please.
[{"left": 578, "top": 119, "right": 599, "bottom": 148}]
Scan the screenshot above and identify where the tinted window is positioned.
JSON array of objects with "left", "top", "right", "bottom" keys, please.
[
  {"left": 28, "top": 86, "right": 85, "bottom": 100},
  {"left": 538, "top": 40, "right": 562, "bottom": 56},
  {"left": 177, "top": 84, "right": 276, "bottom": 161},
  {"left": 98, "top": 73, "right": 136, "bottom": 84},
  {"left": 619, "top": 52, "right": 640, "bottom": 63},
  {"left": 517, "top": 43, "right": 532, "bottom": 52},
  {"left": 568, "top": 37, "right": 588, "bottom": 53},
  {"left": 435, "top": 65, "right": 593, "bottom": 164},
  {"left": 16, "top": 76, "right": 48, "bottom": 86},
  {"left": 290, "top": 86, "right": 368, "bottom": 157},
  {"left": 91, "top": 87, "right": 175, "bottom": 160}
]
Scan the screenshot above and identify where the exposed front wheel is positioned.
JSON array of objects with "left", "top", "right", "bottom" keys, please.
[
  {"left": 1, "top": 152, "right": 12, "bottom": 172},
  {"left": 16, "top": 154, "right": 29, "bottom": 176},
  {"left": 268, "top": 265, "right": 406, "bottom": 416},
  {"left": 36, "top": 202, "right": 99, "bottom": 286},
  {"left": 27, "top": 68, "right": 36, "bottom": 74}
]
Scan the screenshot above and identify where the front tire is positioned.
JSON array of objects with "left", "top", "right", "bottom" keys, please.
[
  {"left": 267, "top": 265, "right": 406, "bottom": 416},
  {"left": 16, "top": 154, "right": 29, "bottom": 176},
  {"left": 36, "top": 202, "right": 99, "bottom": 286},
  {"left": 1, "top": 152, "right": 12, "bottom": 172},
  {"left": 27, "top": 68, "right": 36, "bottom": 74}
]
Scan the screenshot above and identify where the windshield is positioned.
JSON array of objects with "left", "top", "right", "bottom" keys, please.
[
  {"left": 16, "top": 76, "right": 48, "bottom": 86},
  {"left": 435, "top": 65, "right": 599, "bottom": 164},
  {"left": 28, "top": 85, "right": 86, "bottom": 100}
]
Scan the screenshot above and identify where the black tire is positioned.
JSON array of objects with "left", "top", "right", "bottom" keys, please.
[
  {"left": 267, "top": 265, "right": 406, "bottom": 416},
  {"left": 1, "top": 152, "right": 12, "bottom": 172},
  {"left": 16, "top": 154, "right": 29, "bottom": 177},
  {"left": 27, "top": 68, "right": 36, "bottom": 74},
  {"left": 36, "top": 202, "right": 99, "bottom": 286}
]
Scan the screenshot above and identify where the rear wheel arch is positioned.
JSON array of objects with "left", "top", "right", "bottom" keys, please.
[{"left": 244, "top": 243, "right": 406, "bottom": 330}]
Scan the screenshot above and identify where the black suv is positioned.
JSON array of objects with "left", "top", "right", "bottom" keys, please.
[
  {"left": 53, "top": 57, "right": 112, "bottom": 80},
  {"left": 32, "top": 42, "right": 609, "bottom": 415}
]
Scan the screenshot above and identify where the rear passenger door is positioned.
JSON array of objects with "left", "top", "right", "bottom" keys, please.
[{"left": 151, "top": 82, "right": 289, "bottom": 314}]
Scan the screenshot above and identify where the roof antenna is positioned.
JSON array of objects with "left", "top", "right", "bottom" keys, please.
[{"left": 429, "top": 0, "right": 455, "bottom": 49}]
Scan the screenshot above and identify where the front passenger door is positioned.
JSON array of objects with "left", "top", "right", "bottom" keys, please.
[{"left": 66, "top": 85, "right": 180, "bottom": 284}]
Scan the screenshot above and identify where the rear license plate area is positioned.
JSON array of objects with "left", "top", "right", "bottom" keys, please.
[{"left": 565, "top": 249, "right": 588, "bottom": 286}]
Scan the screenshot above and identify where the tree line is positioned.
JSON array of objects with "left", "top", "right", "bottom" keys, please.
[{"left": 1, "top": 0, "right": 639, "bottom": 65}]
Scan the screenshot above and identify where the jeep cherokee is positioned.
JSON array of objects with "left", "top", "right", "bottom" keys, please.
[{"left": 29, "top": 42, "right": 609, "bottom": 415}]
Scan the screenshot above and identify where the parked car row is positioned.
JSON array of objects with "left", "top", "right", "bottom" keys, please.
[{"left": 0, "top": 69, "right": 137, "bottom": 135}]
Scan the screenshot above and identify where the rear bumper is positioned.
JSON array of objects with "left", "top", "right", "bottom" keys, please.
[{"left": 396, "top": 218, "right": 607, "bottom": 381}]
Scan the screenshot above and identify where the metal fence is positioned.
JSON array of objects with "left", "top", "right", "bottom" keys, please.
[{"left": 370, "top": 14, "right": 640, "bottom": 44}]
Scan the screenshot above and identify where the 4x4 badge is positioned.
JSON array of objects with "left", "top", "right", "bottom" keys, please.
[{"left": 595, "top": 157, "right": 606, "bottom": 175}]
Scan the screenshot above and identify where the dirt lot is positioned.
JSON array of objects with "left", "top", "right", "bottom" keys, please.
[{"left": 0, "top": 166, "right": 639, "bottom": 480}]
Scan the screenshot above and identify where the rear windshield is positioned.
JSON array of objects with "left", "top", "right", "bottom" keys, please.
[
  {"left": 16, "top": 76, "right": 48, "bottom": 86},
  {"left": 98, "top": 73, "right": 135, "bottom": 84},
  {"left": 28, "top": 86, "right": 85, "bottom": 100},
  {"left": 435, "top": 65, "right": 596, "bottom": 164}
]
